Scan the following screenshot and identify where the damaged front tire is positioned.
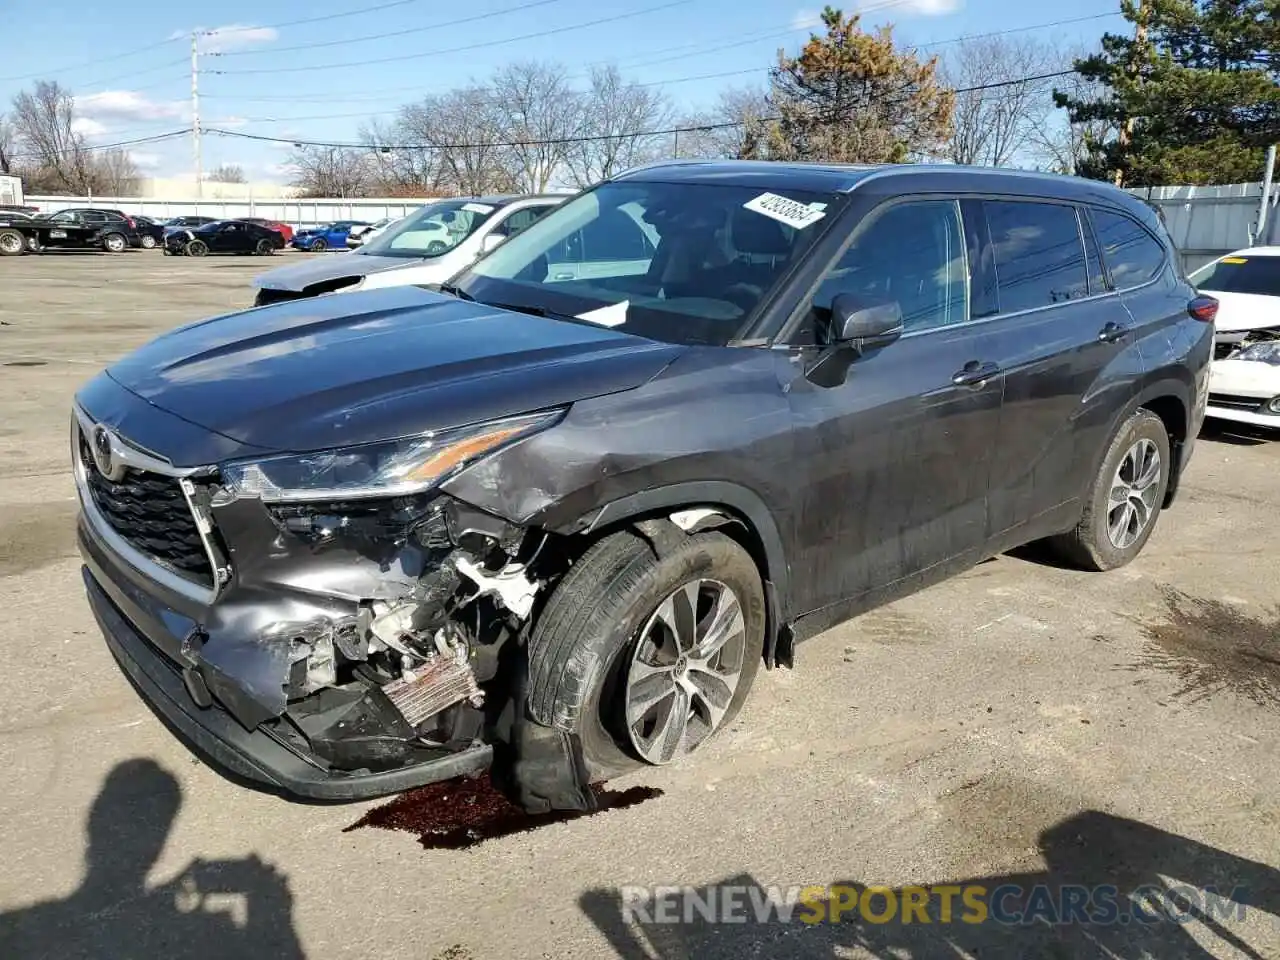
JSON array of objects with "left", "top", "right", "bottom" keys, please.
[{"left": 527, "top": 529, "right": 765, "bottom": 779}]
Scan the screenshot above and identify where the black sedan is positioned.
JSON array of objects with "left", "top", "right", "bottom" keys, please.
[
  {"left": 164, "top": 219, "right": 285, "bottom": 257},
  {"left": 131, "top": 215, "right": 167, "bottom": 249}
]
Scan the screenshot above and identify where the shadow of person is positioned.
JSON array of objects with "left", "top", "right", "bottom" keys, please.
[
  {"left": 580, "top": 810, "right": 1280, "bottom": 959},
  {"left": 0, "top": 758, "right": 305, "bottom": 960}
]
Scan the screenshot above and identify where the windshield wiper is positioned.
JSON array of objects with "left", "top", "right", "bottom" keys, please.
[{"left": 437, "top": 282, "right": 474, "bottom": 301}]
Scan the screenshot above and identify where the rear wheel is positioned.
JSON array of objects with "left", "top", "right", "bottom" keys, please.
[
  {"left": 255, "top": 238, "right": 273, "bottom": 256},
  {"left": 102, "top": 232, "right": 127, "bottom": 253},
  {"left": 1049, "top": 409, "right": 1171, "bottom": 571},
  {"left": 185, "top": 239, "right": 208, "bottom": 258},
  {"left": 311, "top": 238, "right": 327, "bottom": 252},
  {"left": 0, "top": 229, "right": 24, "bottom": 256},
  {"left": 139, "top": 234, "right": 157, "bottom": 249},
  {"left": 528, "top": 530, "right": 765, "bottom": 779}
]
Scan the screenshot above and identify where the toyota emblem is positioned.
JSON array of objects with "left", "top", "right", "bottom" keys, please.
[{"left": 91, "top": 425, "right": 122, "bottom": 480}]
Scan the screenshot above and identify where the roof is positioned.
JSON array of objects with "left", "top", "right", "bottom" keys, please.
[
  {"left": 611, "top": 160, "right": 1152, "bottom": 213},
  {"left": 1222, "top": 246, "right": 1280, "bottom": 257}
]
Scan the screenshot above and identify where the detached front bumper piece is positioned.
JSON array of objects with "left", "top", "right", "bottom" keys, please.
[{"left": 84, "top": 569, "right": 493, "bottom": 801}]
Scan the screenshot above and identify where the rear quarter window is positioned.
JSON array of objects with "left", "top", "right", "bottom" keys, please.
[{"left": 1091, "top": 208, "right": 1166, "bottom": 290}]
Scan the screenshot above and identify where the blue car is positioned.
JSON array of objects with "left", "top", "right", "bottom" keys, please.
[{"left": 290, "top": 220, "right": 370, "bottom": 252}]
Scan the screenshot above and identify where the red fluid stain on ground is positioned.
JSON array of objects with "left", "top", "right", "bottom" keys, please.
[{"left": 344, "top": 774, "right": 662, "bottom": 850}]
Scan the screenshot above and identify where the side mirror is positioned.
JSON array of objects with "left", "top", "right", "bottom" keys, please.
[
  {"left": 830, "top": 294, "right": 904, "bottom": 351},
  {"left": 479, "top": 233, "right": 505, "bottom": 255}
]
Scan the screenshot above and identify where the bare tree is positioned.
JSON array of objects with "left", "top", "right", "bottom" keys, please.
[
  {"left": 10, "top": 80, "right": 95, "bottom": 193},
  {"left": 687, "top": 86, "right": 773, "bottom": 159},
  {"left": 207, "top": 163, "right": 246, "bottom": 183},
  {"left": 491, "top": 61, "right": 584, "bottom": 191},
  {"left": 360, "top": 118, "right": 447, "bottom": 195},
  {"left": 563, "top": 65, "right": 671, "bottom": 188},
  {"left": 398, "top": 87, "right": 520, "bottom": 195},
  {"left": 1033, "top": 45, "right": 1120, "bottom": 175},
  {"left": 93, "top": 148, "right": 139, "bottom": 195},
  {"left": 288, "top": 145, "right": 372, "bottom": 197},
  {"left": 0, "top": 113, "right": 13, "bottom": 174},
  {"left": 944, "top": 35, "right": 1056, "bottom": 168}
]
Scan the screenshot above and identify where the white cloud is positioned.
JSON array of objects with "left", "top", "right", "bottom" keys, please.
[
  {"left": 76, "top": 90, "right": 186, "bottom": 123},
  {"left": 71, "top": 117, "right": 109, "bottom": 137},
  {"left": 128, "top": 151, "right": 163, "bottom": 170},
  {"left": 791, "top": 9, "right": 823, "bottom": 29},
  {"left": 179, "top": 24, "right": 279, "bottom": 54}
]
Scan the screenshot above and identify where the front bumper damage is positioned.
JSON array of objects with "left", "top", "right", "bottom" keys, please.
[{"left": 75, "top": 412, "right": 585, "bottom": 803}]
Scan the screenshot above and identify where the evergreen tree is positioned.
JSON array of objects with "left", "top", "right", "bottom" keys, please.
[{"left": 1058, "top": 0, "right": 1280, "bottom": 185}]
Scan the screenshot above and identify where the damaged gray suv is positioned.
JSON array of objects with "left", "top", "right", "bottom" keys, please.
[{"left": 76, "top": 160, "right": 1212, "bottom": 805}]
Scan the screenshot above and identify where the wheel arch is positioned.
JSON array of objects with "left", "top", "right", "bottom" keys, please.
[
  {"left": 555, "top": 481, "right": 794, "bottom": 667},
  {"left": 1103, "top": 378, "right": 1191, "bottom": 509}
]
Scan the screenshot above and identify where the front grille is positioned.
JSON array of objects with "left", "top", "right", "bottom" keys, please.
[
  {"left": 1207, "top": 393, "right": 1264, "bottom": 412},
  {"left": 79, "top": 433, "right": 213, "bottom": 585}
]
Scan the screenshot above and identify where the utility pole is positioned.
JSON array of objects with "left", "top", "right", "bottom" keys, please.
[
  {"left": 191, "top": 32, "right": 202, "bottom": 199},
  {"left": 1115, "top": 0, "right": 1150, "bottom": 187},
  {"left": 1257, "top": 144, "right": 1277, "bottom": 246}
]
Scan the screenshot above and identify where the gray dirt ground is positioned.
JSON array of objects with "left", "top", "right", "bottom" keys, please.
[{"left": 1, "top": 251, "right": 1278, "bottom": 959}]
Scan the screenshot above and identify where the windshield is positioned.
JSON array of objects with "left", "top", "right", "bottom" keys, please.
[
  {"left": 451, "top": 180, "right": 839, "bottom": 346},
  {"left": 358, "top": 199, "right": 498, "bottom": 259},
  {"left": 1190, "top": 254, "right": 1280, "bottom": 296}
]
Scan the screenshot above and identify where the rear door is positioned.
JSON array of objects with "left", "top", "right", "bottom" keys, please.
[{"left": 975, "top": 198, "right": 1137, "bottom": 540}]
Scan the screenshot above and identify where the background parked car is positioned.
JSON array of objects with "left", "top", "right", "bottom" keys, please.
[
  {"left": 162, "top": 216, "right": 218, "bottom": 234},
  {"left": 130, "top": 215, "right": 167, "bottom": 249},
  {"left": 254, "top": 196, "right": 562, "bottom": 305},
  {"left": 30, "top": 208, "right": 140, "bottom": 252},
  {"left": 290, "top": 220, "right": 369, "bottom": 252},
  {"left": 346, "top": 217, "right": 394, "bottom": 248},
  {"left": 241, "top": 217, "right": 295, "bottom": 245},
  {"left": 164, "top": 220, "right": 285, "bottom": 257}
]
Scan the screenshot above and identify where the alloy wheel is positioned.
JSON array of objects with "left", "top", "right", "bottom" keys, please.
[
  {"left": 1107, "top": 438, "right": 1162, "bottom": 549},
  {"left": 624, "top": 578, "right": 747, "bottom": 765},
  {"left": 0, "top": 231, "right": 22, "bottom": 255},
  {"left": 104, "top": 234, "right": 126, "bottom": 252},
  {"left": 140, "top": 235, "right": 157, "bottom": 249}
]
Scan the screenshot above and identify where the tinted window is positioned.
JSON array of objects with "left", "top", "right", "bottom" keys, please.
[
  {"left": 986, "top": 201, "right": 1089, "bottom": 312},
  {"left": 1190, "top": 254, "right": 1280, "bottom": 296},
  {"left": 495, "top": 206, "right": 551, "bottom": 238},
  {"left": 1092, "top": 209, "right": 1165, "bottom": 289},
  {"left": 813, "top": 200, "right": 968, "bottom": 333}
]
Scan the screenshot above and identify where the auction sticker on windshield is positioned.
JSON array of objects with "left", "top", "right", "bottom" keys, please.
[
  {"left": 743, "top": 193, "right": 827, "bottom": 229},
  {"left": 575, "top": 300, "right": 629, "bottom": 327}
]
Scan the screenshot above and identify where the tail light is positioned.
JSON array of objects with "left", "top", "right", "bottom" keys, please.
[{"left": 1188, "top": 295, "right": 1219, "bottom": 323}]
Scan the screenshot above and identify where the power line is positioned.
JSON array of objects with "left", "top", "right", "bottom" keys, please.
[
  {"left": 78, "top": 58, "right": 190, "bottom": 91},
  {"left": 241, "top": 0, "right": 429, "bottom": 31},
  {"left": 0, "top": 39, "right": 180, "bottom": 84},
  {"left": 917, "top": 11, "right": 1122, "bottom": 49},
  {"left": 209, "top": 0, "right": 693, "bottom": 75},
  {"left": 204, "top": 68, "right": 1078, "bottom": 152},
  {"left": 212, "top": 0, "right": 571, "bottom": 57},
  {"left": 8, "top": 128, "right": 191, "bottom": 163}
]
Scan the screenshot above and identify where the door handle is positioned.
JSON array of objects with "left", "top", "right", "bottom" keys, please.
[
  {"left": 952, "top": 360, "right": 1001, "bottom": 387},
  {"left": 1098, "top": 321, "right": 1128, "bottom": 343}
]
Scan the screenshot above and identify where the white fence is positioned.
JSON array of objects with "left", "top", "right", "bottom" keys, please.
[
  {"left": 26, "top": 194, "right": 441, "bottom": 230},
  {"left": 1130, "top": 182, "right": 1278, "bottom": 272}
]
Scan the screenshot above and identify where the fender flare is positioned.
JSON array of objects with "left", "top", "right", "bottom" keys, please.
[
  {"left": 555, "top": 481, "right": 794, "bottom": 665},
  {"left": 1096, "top": 376, "right": 1193, "bottom": 507}
]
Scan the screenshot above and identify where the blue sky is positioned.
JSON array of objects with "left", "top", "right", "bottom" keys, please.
[{"left": 1, "top": 0, "right": 1125, "bottom": 184}]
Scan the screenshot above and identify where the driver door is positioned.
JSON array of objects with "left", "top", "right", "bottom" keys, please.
[
  {"left": 780, "top": 198, "right": 1006, "bottom": 615},
  {"left": 213, "top": 222, "right": 243, "bottom": 252}
]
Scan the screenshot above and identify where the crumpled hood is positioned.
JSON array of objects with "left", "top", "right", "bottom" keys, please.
[
  {"left": 105, "top": 286, "right": 682, "bottom": 455},
  {"left": 1206, "top": 291, "right": 1280, "bottom": 334},
  {"left": 254, "top": 250, "right": 411, "bottom": 291}
]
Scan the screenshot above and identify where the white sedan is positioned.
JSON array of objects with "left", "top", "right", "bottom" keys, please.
[{"left": 1190, "top": 247, "right": 1280, "bottom": 429}]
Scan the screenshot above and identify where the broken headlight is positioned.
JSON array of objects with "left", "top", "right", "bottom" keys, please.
[
  {"left": 1233, "top": 341, "right": 1280, "bottom": 365},
  {"left": 215, "top": 410, "right": 563, "bottom": 503}
]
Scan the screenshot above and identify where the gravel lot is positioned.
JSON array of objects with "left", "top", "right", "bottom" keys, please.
[{"left": 1, "top": 251, "right": 1278, "bottom": 959}]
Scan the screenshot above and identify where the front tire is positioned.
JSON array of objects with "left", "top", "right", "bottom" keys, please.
[
  {"left": 528, "top": 529, "right": 765, "bottom": 779},
  {"left": 185, "top": 239, "right": 208, "bottom": 257},
  {"left": 311, "top": 238, "right": 327, "bottom": 252},
  {"left": 1050, "top": 409, "right": 1171, "bottom": 571}
]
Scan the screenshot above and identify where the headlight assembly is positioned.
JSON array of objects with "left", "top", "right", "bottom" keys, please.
[
  {"left": 215, "top": 410, "right": 563, "bottom": 503},
  {"left": 1233, "top": 341, "right": 1280, "bottom": 365}
]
